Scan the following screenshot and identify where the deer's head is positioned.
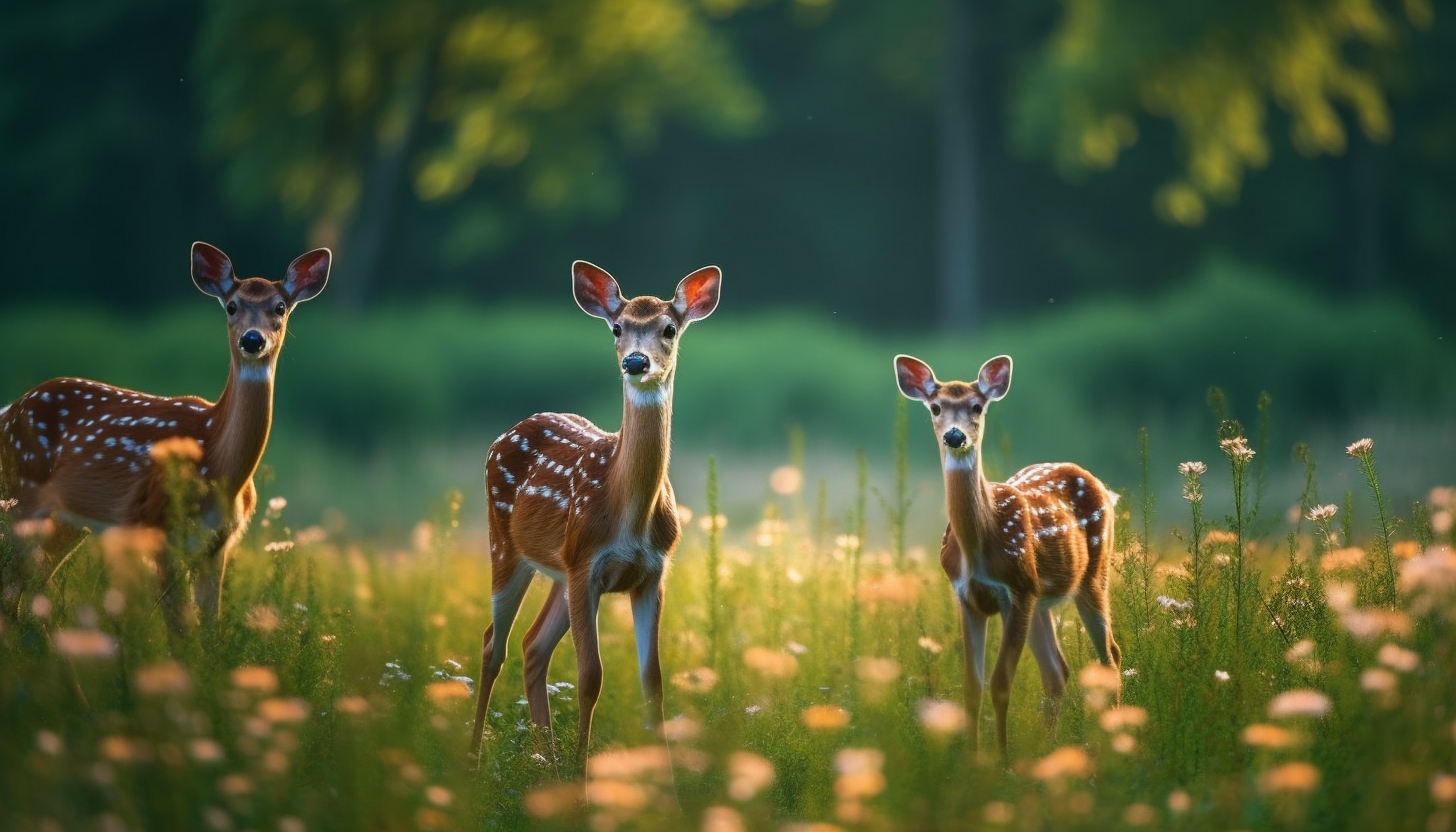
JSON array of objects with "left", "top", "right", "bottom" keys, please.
[
  {"left": 894, "top": 354, "right": 1012, "bottom": 469},
  {"left": 572, "top": 261, "right": 721, "bottom": 404},
  {"left": 191, "top": 242, "right": 330, "bottom": 380}
]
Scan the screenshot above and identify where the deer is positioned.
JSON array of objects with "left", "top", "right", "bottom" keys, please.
[
  {"left": 470, "top": 260, "right": 721, "bottom": 765},
  {"left": 0, "top": 242, "right": 329, "bottom": 633},
  {"left": 893, "top": 354, "right": 1121, "bottom": 761}
]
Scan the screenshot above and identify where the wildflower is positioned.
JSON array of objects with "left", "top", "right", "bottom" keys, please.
[
  {"left": 1031, "top": 745, "right": 1092, "bottom": 781},
  {"left": 1123, "top": 803, "right": 1156, "bottom": 826},
  {"left": 1359, "top": 667, "right": 1398, "bottom": 699},
  {"left": 99, "top": 525, "right": 166, "bottom": 560},
  {"left": 1167, "top": 790, "right": 1192, "bottom": 814},
  {"left": 0, "top": 497, "right": 16, "bottom": 513},
  {"left": 1325, "top": 581, "right": 1356, "bottom": 612},
  {"left": 785, "top": 641, "right": 809, "bottom": 655},
  {"left": 133, "top": 661, "right": 193, "bottom": 696},
  {"left": 1433, "top": 511, "right": 1453, "bottom": 536},
  {"left": 727, "top": 751, "right": 776, "bottom": 801},
  {"left": 1345, "top": 437, "right": 1374, "bottom": 457},
  {"left": 917, "top": 636, "right": 943, "bottom": 655},
  {"left": 1203, "top": 529, "right": 1238, "bottom": 547},
  {"left": 698, "top": 514, "right": 728, "bottom": 532},
  {"left": 1267, "top": 689, "right": 1332, "bottom": 719},
  {"left": 257, "top": 697, "right": 310, "bottom": 724},
  {"left": 802, "top": 704, "right": 851, "bottom": 730},
  {"left": 1399, "top": 546, "right": 1456, "bottom": 615},
  {"left": 769, "top": 465, "right": 803, "bottom": 495},
  {"left": 1079, "top": 663, "right": 1122, "bottom": 692},
  {"left": 1099, "top": 705, "right": 1148, "bottom": 732},
  {"left": 425, "top": 680, "right": 470, "bottom": 703},
  {"left": 1432, "top": 774, "right": 1456, "bottom": 804},
  {"left": 855, "top": 657, "right": 901, "bottom": 685},
  {"left": 834, "top": 533, "right": 861, "bottom": 551},
  {"left": 833, "top": 748, "right": 886, "bottom": 800},
  {"left": 1320, "top": 547, "right": 1367, "bottom": 572},
  {"left": 1177, "top": 461, "right": 1207, "bottom": 476},
  {"left": 1378, "top": 643, "right": 1420, "bottom": 672},
  {"left": 267, "top": 496, "right": 287, "bottom": 514},
  {"left": 916, "top": 699, "right": 968, "bottom": 735},
  {"left": 587, "top": 746, "right": 674, "bottom": 783},
  {"left": 703, "top": 806, "right": 747, "bottom": 832},
  {"left": 185, "top": 738, "right": 223, "bottom": 763},
  {"left": 244, "top": 605, "right": 281, "bottom": 633},
  {"left": 982, "top": 801, "right": 1015, "bottom": 824},
  {"left": 1285, "top": 639, "right": 1316, "bottom": 664},
  {"left": 1241, "top": 723, "right": 1299, "bottom": 749},
  {"left": 670, "top": 666, "right": 720, "bottom": 694},
  {"left": 1258, "top": 761, "right": 1321, "bottom": 794},
  {"left": 334, "top": 695, "right": 370, "bottom": 716},
  {"left": 1215, "top": 670, "right": 1230, "bottom": 682},
  {"left": 425, "top": 785, "right": 453, "bottom": 808},
  {"left": 744, "top": 704, "right": 763, "bottom": 716},
  {"left": 230, "top": 665, "right": 280, "bottom": 695},
  {"left": 1110, "top": 733, "right": 1138, "bottom": 754},
  {"left": 857, "top": 572, "right": 921, "bottom": 605},
  {"left": 1392, "top": 540, "right": 1420, "bottom": 560},
  {"left": 1306, "top": 504, "right": 1338, "bottom": 522},
  {"left": 585, "top": 779, "right": 650, "bottom": 812},
  {"left": 743, "top": 646, "right": 799, "bottom": 679},
  {"left": 659, "top": 715, "right": 700, "bottom": 742},
  {"left": 263, "top": 540, "right": 294, "bottom": 553},
  {"left": 149, "top": 436, "right": 203, "bottom": 462},
  {"left": 1156, "top": 595, "right": 1192, "bottom": 612},
  {"left": 523, "top": 783, "right": 581, "bottom": 818},
  {"left": 36, "top": 730, "right": 63, "bottom": 755},
  {"left": 52, "top": 628, "right": 119, "bottom": 660},
  {"left": 1340, "top": 607, "right": 1412, "bottom": 641},
  {"left": 1220, "top": 436, "right": 1255, "bottom": 461}
]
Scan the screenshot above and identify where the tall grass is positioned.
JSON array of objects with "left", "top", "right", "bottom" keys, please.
[{"left": 3, "top": 414, "right": 1455, "bottom": 831}]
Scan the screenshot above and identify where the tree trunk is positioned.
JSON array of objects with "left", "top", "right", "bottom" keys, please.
[
  {"left": 938, "top": 0, "right": 981, "bottom": 331},
  {"left": 336, "top": 38, "right": 443, "bottom": 310}
]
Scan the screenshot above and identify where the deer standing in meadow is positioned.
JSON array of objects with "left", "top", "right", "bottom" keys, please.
[
  {"left": 0, "top": 242, "right": 329, "bottom": 632},
  {"left": 470, "top": 261, "right": 720, "bottom": 762},
  {"left": 894, "top": 354, "right": 1121, "bottom": 761}
]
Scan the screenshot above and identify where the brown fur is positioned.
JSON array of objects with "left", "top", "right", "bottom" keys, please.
[
  {"left": 0, "top": 243, "right": 327, "bottom": 632},
  {"left": 471, "top": 262, "right": 719, "bottom": 762},
  {"left": 897, "top": 354, "right": 1121, "bottom": 761}
]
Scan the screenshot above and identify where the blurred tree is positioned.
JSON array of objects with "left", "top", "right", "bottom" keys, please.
[
  {"left": 195, "top": 0, "right": 764, "bottom": 307},
  {"left": 1011, "top": 0, "right": 1434, "bottom": 242}
]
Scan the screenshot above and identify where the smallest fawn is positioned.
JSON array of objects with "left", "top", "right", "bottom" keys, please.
[{"left": 895, "top": 354, "right": 1121, "bottom": 761}]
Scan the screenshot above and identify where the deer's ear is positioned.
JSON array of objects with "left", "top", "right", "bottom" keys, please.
[
  {"left": 284, "top": 248, "right": 331, "bottom": 303},
  {"left": 191, "top": 242, "right": 235, "bottom": 299},
  {"left": 894, "top": 354, "right": 939, "bottom": 402},
  {"left": 978, "top": 355, "right": 1012, "bottom": 401},
  {"left": 672, "top": 266, "right": 721, "bottom": 323},
  {"left": 573, "top": 261, "right": 624, "bottom": 321}
]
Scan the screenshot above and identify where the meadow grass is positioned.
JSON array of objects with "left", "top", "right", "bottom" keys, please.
[{"left": 2, "top": 424, "right": 1455, "bottom": 832}]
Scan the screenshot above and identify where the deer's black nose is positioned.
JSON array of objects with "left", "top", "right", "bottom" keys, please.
[
  {"left": 239, "top": 330, "right": 266, "bottom": 355},
  {"left": 943, "top": 427, "right": 967, "bottom": 449},
  {"left": 622, "top": 352, "right": 650, "bottom": 376}
]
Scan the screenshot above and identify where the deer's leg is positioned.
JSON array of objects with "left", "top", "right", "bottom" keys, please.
[
  {"left": 1027, "top": 606, "right": 1069, "bottom": 740},
  {"left": 567, "top": 572, "right": 605, "bottom": 764},
  {"left": 629, "top": 574, "right": 666, "bottom": 738},
  {"left": 191, "top": 530, "right": 235, "bottom": 628},
  {"left": 521, "top": 580, "right": 571, "bottom": 729},
  {"left": 1074, "top": 588, "right": 1122, "bottom": 704},
  {"left": 957, "top": 593, "right": 989, "bottom": 752},
  {"left": 471, "top": 560, "right": 535, "bottom": 755},
  {"left": 990, "top": 599, "right": 1034, "bottom": 763}
]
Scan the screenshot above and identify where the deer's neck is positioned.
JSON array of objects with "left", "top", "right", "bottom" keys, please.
[
  {"left": 204, "top": 359, "right": 276, "bottom": 504},
  {"left": 943, "top": 450, "right": 997, "bottom": 561},
  {"left": 607, "top": 379, "right": 673, "bottom": 538}
]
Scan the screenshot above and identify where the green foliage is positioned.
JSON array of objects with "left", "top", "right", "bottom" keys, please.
[
  {"left": 195, "top": 0, "right": 763, "bottom": 258},
  {"left": 1014, "top": 0, "right": 1435, "bottom": 224},
  {"left": 3, "top": 407, "right": 1455, "bottom": 830}
]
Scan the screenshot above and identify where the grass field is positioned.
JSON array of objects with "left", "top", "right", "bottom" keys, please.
[{"left": 2, "top": 422, "right": 1454, "bottom": 832}]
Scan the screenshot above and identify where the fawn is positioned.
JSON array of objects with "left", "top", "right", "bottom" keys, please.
[
  {"left": 894, "top": 353, "right": 1121, "bottom": 760},
  {"left": 0, "top": 242, "right": 329, "bottom": 632},
  {"left": 471, "top": 260, "right": 721, "bottom": 762}
]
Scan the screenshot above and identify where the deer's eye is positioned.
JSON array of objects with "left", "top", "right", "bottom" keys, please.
[
  {"left": 274, "top": 301, "right": 287, "bottom": 316},
  {"left": 225, "top": 301, "right": 238, "bottom": 316},
  {"left": 930, "top": 403, "right": 941, "bottom": 416},
  {"left": 971, "top": 403, "right": 983, "bottom": 415},
  {"left": 663, "top": 323, "right": 677, "bottom": 339},
  {"left": 612, "top": 324, "right": 622, "bottom": 338}
]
